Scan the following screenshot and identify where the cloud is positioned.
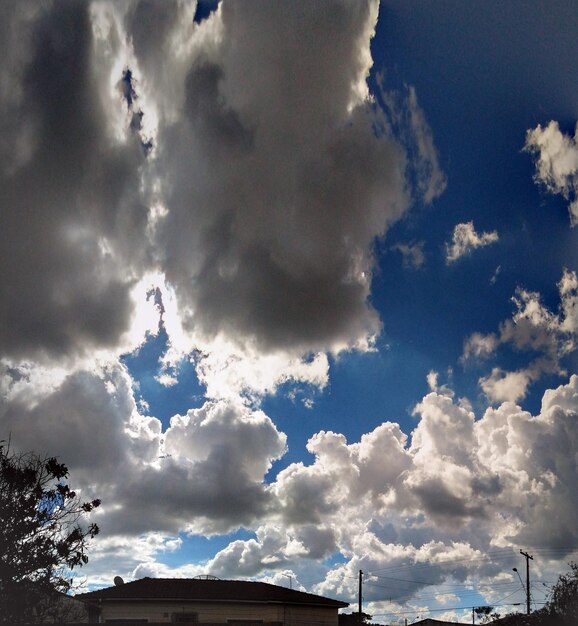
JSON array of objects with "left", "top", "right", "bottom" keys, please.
[
  {"left": 0, "top": 1, "right": 152, "bottom": 363},
  {"left": 479, "top": 366, "right": 540, "bottom": 404},
  {"left": 5, "top": 354, "right": 578, "bottom": 605},
  {"left": 0, "top": 362, "right": 162, "bottom": 486},
  {"left": 462, "top": 269, "right": 578, "bottom": 401},
  {"left": 193, "top": 343, "right": 330, "bottom": 402},
  {"left": 391, "top": 241, "right": 426, "bottom": 270},
  {"left": 406, "top": 86, "right": 448, "bottom": 204},
  {"left": 206, "top": 526, "right": 311, "bottom": 578},
  {"left": 445, "top": 221, "right": 499, "bottom": 263},
  {"left": 462, "top": 332, "right": 499, "bottom": 361},
  {"left": 490, "top": 264, "right": 501, "bottom": 285},
  {"left": 1, "top": 358, "right": 287, "bottom": 538},
  {"left": 426, "top": 369, "right": 455, "bottom": 397},
  {"left": 378, "top": 81, "right": 447, "bottom": 207},
  {"left": 260, "top": 376, "right": 578, "bottom": 601},
  {"left": 5, "top": 0, "right": 550, "bottom": 607},
  {"left": 0, "top": 0, "right": 447, "bottom": 410},
  {"left": 149, "top": 0, "right": 442, "bottom": 358},
  {"left": 101, "top": 398, "right": 287, "bottom": 537},
  {"left": 525, "top": 120, "right": 578, "bottom": 226}
]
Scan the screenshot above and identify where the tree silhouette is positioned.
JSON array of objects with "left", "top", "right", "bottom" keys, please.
[
  {"left": 0, "top": 441, "right": 100, "bottom": 623},
  {"left": 545, "top": 562, "right": 578, "bottom": 625},
  {"left": 493, "top": 563, "right": 578, "bottom": 625},
  {"left": 339, "top": 612, "right": 385, "bottom": 625},
  {"left": 474, "top": 605, "right": 499, "bottom": 623}
]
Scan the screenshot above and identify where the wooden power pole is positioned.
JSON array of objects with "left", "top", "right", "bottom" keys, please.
[
  {"left": 358, "top": 569, "right": 363, "bottom": 622},
  {"left": 520, "top": 550, "right": 534, "bottom": 615}
]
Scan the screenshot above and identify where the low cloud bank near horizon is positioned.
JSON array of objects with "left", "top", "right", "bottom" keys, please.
[{"left": 3, "top": 357, "right": 578, "bottom": 603}]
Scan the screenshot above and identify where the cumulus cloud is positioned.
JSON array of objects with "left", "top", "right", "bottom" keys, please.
[
  {"left": 258, "top": 376, "right": 578, "bottom": 605},
  {"left": 5, "top": 356, "right": 578, "bottom": 606},
  {"left": 0, "top": 362, "right": 162, "bottom": 486},
  {"left": 193, "top": 343, "right": 330, "bottom": 402},
  {"left": 99, "top": 398, "right": 287, "bottom": 537},
  {"left": 0, "top": 357, "right": 287, "bottom": 537},
  {"left": 525, "top": 120, "right": 578, "bottom": 226},
  {"left": 0, "top": 1, "right": 152, "bottom": 363},
  {"left": 127, "top": 0, "right": 445, "bottom": 367},
  {"left": 6, "top": 0, "right": 543, "bottom": 607},
  {"left": 149, "top": 0, "right": 414, "bottom": 357},
  {"left": 479, "top": 367, "right": 538, "bottom": 404},
  {"left": 462, "top": 269, "right": 578, "bottom": 402},
  {"left": 0, "top": 0, "right": 448, "bottom": 410},
  {"left": 445, "top": 221, "right": 499, "bottom": 263}
]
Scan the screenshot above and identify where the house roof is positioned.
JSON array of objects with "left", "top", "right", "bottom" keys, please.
[{"left": 77, "top": 577, "right": 349, "bottom": 609}]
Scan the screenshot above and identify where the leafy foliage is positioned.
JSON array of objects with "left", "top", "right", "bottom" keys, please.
[
  {"left": 0, "top": 442, "right": 100, "bottom": 623},
  {"left": 495, "top": 562, "right": 578, "bottom": 626},
  {"left": 474, "top": 605, "right": 500, "bottom": 623},
  {"left": 544, "top": 562, "right": 578, "bottom": 625},
  {"left": 338, "top": 612, "right": 374, "bottom": 625}
]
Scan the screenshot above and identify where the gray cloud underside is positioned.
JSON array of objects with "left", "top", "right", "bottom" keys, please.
[
  {"left": 0, "top": 2, "right": 150, "bottom": 361},
  {"left": 0, "top": 0, "right": 446, "bottom": 362},
  {"left": 150, "top": 0, "right": 411, "bottom": 353}
]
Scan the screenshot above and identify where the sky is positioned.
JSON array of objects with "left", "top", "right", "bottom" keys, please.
[{"left": 1, "top": 0, "right": 578, "bottom": 623}]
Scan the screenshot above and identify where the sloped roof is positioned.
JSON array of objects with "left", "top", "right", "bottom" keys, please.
[{"left": 78, "top": 578, "right": 348, "bottom": 608}]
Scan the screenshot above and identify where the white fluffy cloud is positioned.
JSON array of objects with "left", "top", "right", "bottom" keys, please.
[
  {"left": 0, "top": 0, "right": 450, "bottom": 588},
  {"left": 0, "top": 0, "right": 446, "bottom": 518},
  {"left": 226, "top": 376, "right": 577, "bottom": 603},
  {"left": 0, "top": 361, "right": 287, "bottom": 555},
  {"left": 445, "top": 221, "right": 499, "bottom": 263},
  {"left": 4, "top": 349, "right": 578, "bottom": 606},
  {"left": 463, "top": 269, "right": 578, "bottom": 402},
  {"left": 462, "top": 332, "right": 499, "bottom": 361},
  {"left": 0, "top": 362, "right": 162, "bottom": 487},
  {"left": 525, "top": 120, "right": 578, "bottom": 226}
]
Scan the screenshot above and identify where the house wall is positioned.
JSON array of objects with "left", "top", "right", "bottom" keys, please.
[
  {"left": 98, "top": 600, "right": 338, "bottom": 625},
  {"left": 281, "top": 604, "right": 340, "bottom": 626}
]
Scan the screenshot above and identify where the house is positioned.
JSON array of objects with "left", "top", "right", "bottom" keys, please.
[{"left": 76, "top": 576, "right": 349, "bottom": 625}]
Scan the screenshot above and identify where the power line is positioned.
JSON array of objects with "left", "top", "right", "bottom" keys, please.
[{"left": 370, "top": 601, "right": 547, "bottom": 619}]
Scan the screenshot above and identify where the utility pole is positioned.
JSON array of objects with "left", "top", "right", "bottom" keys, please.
[
  {"left": 520, "top": 550, "right": 534, "bottom": 615},
  {"left": 358, "top": 569, "right": 363, "bottom": 623}
]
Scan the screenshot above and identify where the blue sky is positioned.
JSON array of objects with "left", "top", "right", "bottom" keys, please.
[{"left": 1, "top": 1, "right": 578, "bottom": 623}]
